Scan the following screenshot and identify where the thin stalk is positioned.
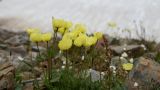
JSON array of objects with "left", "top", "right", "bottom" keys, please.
[
  {"left": 100, "top": 71, "right": 102, "bottom": 82},
  {"left": 53, "top": 29, "right": 58, "bottom": 48},
  {"left": 65, "top": 50, "right": 68, "bottom": 69},
  {"left": 36, "top": 42, "right": 40, "bottom": 56},
  {"left": 91, "top": 57, "right": 94, "bottom": 69},
  {"left": 89, "top": 72, "right": 92, "bottom": 89},
  {"left": 99, "top": 60, "right": 102, "bottom": 83},
  {"left": 47, "top": 41, "right": 52, "bottom": 80}
]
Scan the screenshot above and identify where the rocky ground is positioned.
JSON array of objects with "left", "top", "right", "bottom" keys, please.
[
  {"left": 0, "top": 28, "right": 160, "bottom": 90},
  {"left": 0, "top": 0, "right": 160, "bottom": 42}
]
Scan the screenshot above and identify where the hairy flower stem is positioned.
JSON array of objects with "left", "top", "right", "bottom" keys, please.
[
  {"left": 47, "top": 41, "right": 52, "bottom": 80},
  {"left": 89, "top": 72, "right": 92, "bottom": 89},
  {"left": 99, "top": 60, "right": 102, "bottom": 82},
  {"left": 36, "top": 42, "right": 40, "bottom": 56},
  {"left": 65, "top": 50, "right": 68, "bottom": 69}
]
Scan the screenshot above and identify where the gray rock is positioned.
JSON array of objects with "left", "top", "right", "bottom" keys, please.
[
  {"left": 126, "top": 57, "right": 160, "bottom": 90},
  {"left": 32, "top": 46, "right": 46, "bottom": 52},
  {"left": 9, "top": 45, "right": 27, "bottom": 56},
  {"left": 110, "top": 45, "right": 145, "bottom": 57},
  {"left": 4, "top": 32, "right": 28, "bottom": 46},
  {"left": 87, "top": 69, "right": 104, "bottom": 82},
  {"left": 4, "top": 34, "right": 28, "bottom": 46},
  {"left": 0, "top": 50, "right": 9, "bottom": 64},
  {"left": 0, "top": 44, "right": 7, "bottom": 49},
  {"left": 143, "top": 52, "right": 157, "bottom": 59},
  {"left": 5, "top": 35, "right": 21, "bottom": 46},
  {"left": 18, "top": 32, "right": 29, "bottom": 45},
  {"left": 111, "top": 56, "right": 120, "bottom": 66},
  {"left": 0, "top": 28, "right": 16, "bottom": 42},
  {"left": 0, "top": 62, "right": 15, "bottom": 90}
]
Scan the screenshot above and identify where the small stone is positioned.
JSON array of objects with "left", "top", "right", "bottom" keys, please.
[
  {"left": 109, "top": 65, "right": 116, "bottom": 71},
  {"left": 87, "top": 69, "right": 104, "bottom": 82},
  {"left": 129, "top": 58, "right": 134, "bottom": 63},
  {"left": 81, "top": 55, "right": 84, "bottom": 60},
  {"left": 61, "top": 66, "right": 65, "bottom": 69},
  {"left": 18, "top": 56, "right": 24, "bottom": 61},
  {"left": 63, "top": 61, "right": 66, "bottom": 65},
  {"left": 123, "top": 47, "right": 127, "bottom": 51},
  {"left": 121, "top": 52, "right": 128, "bottom": 58},
  {"left": 32, "top": 46, "right": 46, "bottom": 52},
  {"left": 134, "top": 82, "right": 138, "bottom": 87},
  {"left": 101, "top": 72, "right": 105, "bottom": 76}
]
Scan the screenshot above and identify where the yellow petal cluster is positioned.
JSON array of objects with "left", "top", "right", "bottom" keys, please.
[
  {"left": 122, "top": 63, "right": 133, "bottom": 71},
  {"left": 75, "top": 24, "right": 86, "bottom": 33},
  {"left": 108, "top": 21, "right": 117, "bottom": 29},
  {"left": 94, "top": 32, "right": 103, "bottom": 40},
  {"left": 58, "top": 38, "right": 72, "bottom": 50},
  {"left": 53, "top": 19, "right": 104, "bottom": 49},
  {"left": 74, "top": 33, "right": 87, "bottom": 47},
  {"left": 83, "top": 36, "right": 97, "bottom": 47},
  {"left": 42, "top": 33, "right": 52, "bottom": 42},
  {"left": 65, "top": 21, "right": 73, "bottom": 29},
  {"left": 30, "top": 33, "right": 42, "bottom": 42},
  {"left": 52, "top": 19, "right": 65, "bottom": 28},
  {"left": 58, "top": 27, "right": 65, "bottom": 34},
  {"left": 52, "top": 18, "right": 72, "bottom": 33},
  {"left": 26, "top": 28, "right": 40, "bottom": 35}
]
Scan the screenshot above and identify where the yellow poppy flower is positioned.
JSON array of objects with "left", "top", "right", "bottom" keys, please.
[
  {"left": 68, "top": 32, "right": 78, "bottom": 40},
  {"left": 62, "top": 32, "right": 78, "bottom": 40},
  {"left": 74, "top": 37, "right": 83, "bottom": 47},
  {"left": 83, "top": 36, "right": 97, "bottom": 47},
  {"left": 26, "top": 28, "right": 40, "bottom": 35},
  {"left": 94, "top": 32, "right": 103, "bottom": 40},
  {"left": 64, "top": 21, "right": 72, "bottom": 29},
  {"left": 90, "top": 36, "right": 98, "bottom": 45},
  {"left": 30, "top": 33, "right": 42, "bottom": 42},
  {"left": 42, "top": 33, "right": 52, "bottom": 42},
  {"left": 62, "top": 33, "right": 71, "bottom": 39},
  {"left": 75, "top": 24, "right": 86, "bottom": 33},
  {"left": 58, "top": 38, "right": 72, "bottom": 50},
  {"left": 74, "top": 34, "right": 87, "bottom": 47},
  {"left": 58, "top": 27, "right": 65, "bottom": 34},
  {"left": 52, "top": 18, "right": 65, "bottom": 28},
  {"left": 71, "top": 29, "right": 81, "bottom": 36},
  {"left": 108, "top": 21, "right": 117, "bottom": 29},
  {"left": 122, "top": 63, "right": 133, "bottom": 71}
]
